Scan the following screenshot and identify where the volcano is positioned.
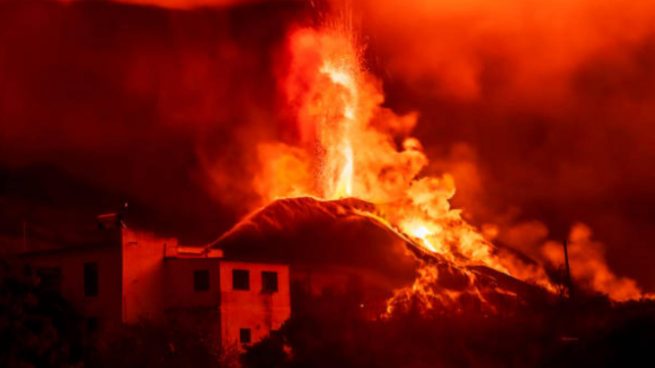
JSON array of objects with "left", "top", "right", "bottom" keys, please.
[{"left": 209, "top": 197, "right": 552, "bottom": 314}]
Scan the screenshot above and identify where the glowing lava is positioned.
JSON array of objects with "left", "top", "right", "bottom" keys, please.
[
  {"left": 254, "top": 24, "right": 556, "bottom": 311},
  {"left": 252, "top": 21, "right": 651, "bottom": 308},
  {"left": 318, "top": 55, "right": 359, "bottom": 198}
]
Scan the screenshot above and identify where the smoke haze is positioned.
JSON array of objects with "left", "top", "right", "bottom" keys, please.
[{"left": 1, "top": 0, "right": 654, "bottom": 291}]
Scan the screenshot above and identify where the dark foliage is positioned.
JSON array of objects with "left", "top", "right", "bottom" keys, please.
[
  {"left": 86, "top": 322, "right": 223, "bottom": 368},
  {"left": 244, "top": 288, "right": 655, "bottom": 368},
  {"left": 0, "top": 259, "right": 85, "bottom": 367},
  {"left": 0, "top": 258, "right": 230, "bottom": 368},
  {"left": 3, "top": 253, "right": 654, "bottom": 368}
]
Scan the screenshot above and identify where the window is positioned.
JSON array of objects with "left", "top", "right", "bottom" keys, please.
[
  {"left": 261, "top": 271, "right": 278, "bottom": 293},
  {"left": 232, "top": 269, "right": 250, "bottom": 290},
  {"left": 84, "top": 262, "right": 98, "bottom": 297},
  {"left": 239, "top": 328, "right": 252, "bottom": 344},
  {"left": 194, "top": 269, "right": 210, "bottom": 291}
]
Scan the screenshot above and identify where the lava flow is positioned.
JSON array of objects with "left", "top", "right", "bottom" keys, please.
[{"left": 252, "top": 21, "right": 650, "bottom": 310}]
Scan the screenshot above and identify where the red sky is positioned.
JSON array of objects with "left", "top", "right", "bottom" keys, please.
[{"left": 1, "top": 0, "right": 654, "bottom": 290}]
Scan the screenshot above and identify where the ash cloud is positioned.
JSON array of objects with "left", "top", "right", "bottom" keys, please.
[
  {"left": 353, "top": 0, "right": 655, "bottom": 290},
  {"left": 1, "top": 0, "right": 654, "bottom": 292}
]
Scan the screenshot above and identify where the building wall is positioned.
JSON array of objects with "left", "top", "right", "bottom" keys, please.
[
  {"left": 163, "top": 258, "right": 222, "bottom": 310},
  {"left": 218, "top": 261, "right": 291, "bottom": 348},
  {"left": 121, "top": 228, "right": 171, "bottom": 323},
  {"left": 20, "top": 227, "right": 292, "bottom": 350},
  {"left": 22, "top": 246, "right": 123, "bottom": 329}
]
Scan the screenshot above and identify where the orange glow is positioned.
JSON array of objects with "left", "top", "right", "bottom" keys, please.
[
  {"left": 253, "top": 20, "right": 650, "bottom": 309},
  {"left": 93, "top": 0, "right": 255, "bottom": 9},
  {"left": 400, "top": 219, "right": 440, "bottom": 253},
  {"left": 542, "top": 224, "right": 654, "bottom": 301},
  {"left": 255, "top": 24, "right": 559, "bottom": 309},
  {"left": 322, "top": 59, "right": 356, "bottom": 198}
]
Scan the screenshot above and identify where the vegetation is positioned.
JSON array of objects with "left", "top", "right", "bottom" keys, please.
[
  {"left": 2, "top": 257, "right": 654, "bottom": 367},
  {"left": 244, "top": 288, "right": 655, "bottom": 368},
  {"left": 0, "top": 259, "right": 236, "bottom": 368},
  {"left": 0, "top": 259, "right": 85, "bottom": 367}
]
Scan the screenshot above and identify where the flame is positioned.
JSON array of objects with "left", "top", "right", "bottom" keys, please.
[
  {"left": 400, "top": 219, "right": 440, "bottom": 253},
  {"left": 254, "top": 21, "right": 648, "bottom": 310},
  {"left": 334, "top": 143, "right": 354, "bottom": 197},
  {"left": 260, "top": 24, "right": 554, "bottom": 309},
  {"left": 318, "top": 54, "right": 359, "bottom": 198}
]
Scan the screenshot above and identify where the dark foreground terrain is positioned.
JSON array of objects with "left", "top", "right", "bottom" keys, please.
[{"left": 1, "top": 256, "right": 654, "bottom": 368}]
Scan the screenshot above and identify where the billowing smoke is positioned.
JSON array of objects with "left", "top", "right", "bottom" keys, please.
[
  {"left": 542, "top": 223, "right": 643, "bottom": 301},
  {"left": 347, "top": 0, "right": 655, "bottom": 291},
  {"left": 1, "top": 0, "right": 654, "bottom": 293}
]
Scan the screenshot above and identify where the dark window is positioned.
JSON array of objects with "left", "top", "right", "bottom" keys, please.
[
  {"left": 194, "top": 269, "right": 210, "bottom": 291},
  {"left": 37, "top": 267, "right": 62, "bottom": 292},
  {"left": 84, "top": 262, "right": 98, "bottom": 297},
  {"left": 232, "top": 269, "right": 250, "bottom": 290},
  {"left": 262, "top": 271, "right": 278, "bottom": 293},
  {"left": 239, "top": 328, "right": 251, "bottom": 344}
]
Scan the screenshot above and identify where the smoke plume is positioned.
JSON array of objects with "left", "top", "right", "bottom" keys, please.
[{"left": 1, "top": 0, "right": 654, "bottom": 293}]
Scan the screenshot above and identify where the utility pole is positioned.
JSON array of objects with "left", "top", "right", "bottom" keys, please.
[
  {"left": 563, "top": 240, "right": 573, "bottom": 298},
  {"left": 22, "top": 220, "right": 28, "bottom": 252}
]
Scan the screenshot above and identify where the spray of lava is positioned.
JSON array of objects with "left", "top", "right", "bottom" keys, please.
[{"left": 254, "top": 20, "right": 651, "bottom": 309}]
